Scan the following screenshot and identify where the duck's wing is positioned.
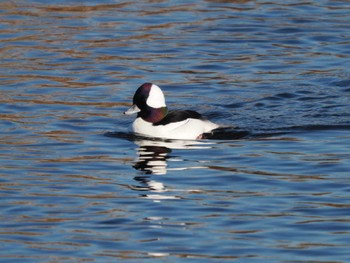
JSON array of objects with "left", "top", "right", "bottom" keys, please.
[{"left": 153, "top": 110, "right": 202, "bottom": 126}]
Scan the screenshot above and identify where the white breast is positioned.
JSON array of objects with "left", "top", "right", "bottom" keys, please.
[{"left": 132, "top": 117, "right": 219, "bottom": 140}]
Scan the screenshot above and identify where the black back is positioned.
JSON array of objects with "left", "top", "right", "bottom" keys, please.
[{"left": 153, "top": 110, "right": 203, "bottom": 126}]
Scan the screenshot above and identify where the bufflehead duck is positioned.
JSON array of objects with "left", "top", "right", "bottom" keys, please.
[{"left": 124, "top": 83, "right": 219, "bottom": 140}]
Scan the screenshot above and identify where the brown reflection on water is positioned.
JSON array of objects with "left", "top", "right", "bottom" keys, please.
[
  {"left": 0, "top": 97, "right": 127, "bottom": 108},
  {"left": 38, "top": 155, "right": 132, "bottom": 164},
  {"left": 41, "top": 3, "right": 132, "bottom": 13}
]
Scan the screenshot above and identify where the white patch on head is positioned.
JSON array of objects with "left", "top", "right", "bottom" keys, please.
[{"left": 146, "top": 84, "right": 166, "bottom": 108}]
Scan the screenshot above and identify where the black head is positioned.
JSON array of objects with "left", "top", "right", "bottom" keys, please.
[
  {"left": 133, "top": 83, "right": 153, "bottom": 111},
  {"left": 126, "top": 83, "right": 168, "bottom": 123}
]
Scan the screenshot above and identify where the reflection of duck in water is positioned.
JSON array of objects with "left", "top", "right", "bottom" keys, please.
[
  {"left": 133, "top": 138, "right": 213, "bottom": 175},
  {"left": 131, "top": 138, "right": 214, "bottom": 200},
  {"left": 133, "top": 144, "right": 171, "bottom": 175},
  {"left": 124, "top": 83, "right": 220, "bottom": 140}
]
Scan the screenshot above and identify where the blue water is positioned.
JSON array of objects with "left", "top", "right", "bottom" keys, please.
[{"left": 1, "top": 1, "right": 350, "bottom": 262}]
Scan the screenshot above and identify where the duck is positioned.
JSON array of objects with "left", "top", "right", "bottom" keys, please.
[{"left": 124, "top": 83, "right": 219, "bottom": 140}]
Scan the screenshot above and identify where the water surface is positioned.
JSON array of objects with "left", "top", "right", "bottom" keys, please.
[{"left": 1, "top": 1, "right": 350, "bottom": 262}]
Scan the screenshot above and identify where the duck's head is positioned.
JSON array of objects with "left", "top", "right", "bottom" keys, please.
[{"left": 124, "top": 83, "right": 168, "bottom": 123}]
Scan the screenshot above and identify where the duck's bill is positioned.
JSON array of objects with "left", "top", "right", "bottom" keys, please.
[{"left": 124, "top": 104, "right": 141, "bottom": 115}]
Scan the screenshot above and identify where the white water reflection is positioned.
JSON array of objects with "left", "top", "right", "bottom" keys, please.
[
  {"left": 130, "top": 137, "right": 214, "bottom": 201},
  {"left": 133, "top": 137, "right": 214, "bottom": 175}
]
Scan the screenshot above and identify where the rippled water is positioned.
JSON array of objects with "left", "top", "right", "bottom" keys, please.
[{"left": 1, "top": 1, "right": 350, "bottom": 262}]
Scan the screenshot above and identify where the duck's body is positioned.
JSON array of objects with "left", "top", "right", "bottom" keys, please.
[
  {"left": 124, "top": 83, "right": 219, "bottom": 140},
  {"left": 132, "top": 109, "right": 219, "bottom": 140}
]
